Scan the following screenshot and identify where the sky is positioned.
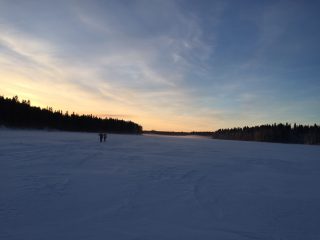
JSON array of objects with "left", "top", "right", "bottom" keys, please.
[{"left": 0, "top": 0, "right": 319, "bottom": 131}]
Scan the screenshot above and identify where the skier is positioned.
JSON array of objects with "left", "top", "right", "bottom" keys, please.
[
  {"left": 103, "top": 133, "right": 107, "bottom": 142},
  {"left": 99, "top": 133, "right": 103, "bottom": 142}
]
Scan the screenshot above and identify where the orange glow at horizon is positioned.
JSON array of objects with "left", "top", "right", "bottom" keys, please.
[
  {"left": 0, "top": 60, "right": 224, "bottom": 132},
  {"left": 1, "top": 72, "right": 220, "bottom": 132}
]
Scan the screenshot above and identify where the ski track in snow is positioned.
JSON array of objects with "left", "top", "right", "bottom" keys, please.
[{"left": 1, "top": 129, "right": 320, "bottom": 240}]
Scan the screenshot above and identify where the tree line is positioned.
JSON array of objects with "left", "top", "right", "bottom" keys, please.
[
  {"left": 0, "top": 95, "right": 142, "bottom": 134},
  {"left": 212, "top": 123, "right": 320, "bottom": 145},
  {"left": 143, "top": 130, "right": 213, "bottom": 137}
]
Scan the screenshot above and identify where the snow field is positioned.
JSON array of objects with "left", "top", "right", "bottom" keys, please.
[{"left": 1, "top": 130, "right": 320, "bottom": 240}]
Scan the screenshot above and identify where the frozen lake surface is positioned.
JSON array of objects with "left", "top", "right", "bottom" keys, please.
[{"left": 1, "top": 129, "right": 320, "bottom": 240}]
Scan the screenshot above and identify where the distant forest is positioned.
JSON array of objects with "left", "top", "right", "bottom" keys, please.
[
  {"left": 143, "top": 130, "right": 213, "bottom": 137},
  {"left": 0, "top": 96, "right": 142, "bottom": 134},
  {"left": 213, "top": 123, "right": 320, "bottom": 145}
]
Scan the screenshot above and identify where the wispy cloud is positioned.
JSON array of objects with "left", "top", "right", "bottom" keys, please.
[
  {"left": 0, "top": 1, "right": 215, "bottom": 130},
  {"left": 1, "top": 0, "right": 319, "bottom": 130}
]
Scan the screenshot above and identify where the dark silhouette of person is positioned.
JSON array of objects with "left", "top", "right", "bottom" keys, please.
[
  {"left": 103, "top": 133, "right": 107, "bottom": 142},
  {"left": 99, "top": 133, "right": 103, "bottom": 142}
]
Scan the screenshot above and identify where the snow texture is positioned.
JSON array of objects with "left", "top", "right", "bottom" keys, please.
[{"left": 1, "top": 129, "right": 320, "bottom": 240}]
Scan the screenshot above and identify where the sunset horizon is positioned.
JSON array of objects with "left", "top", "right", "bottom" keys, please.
[
  {"left": 1, "top": 1, "right": 319, "bottom": 132},
  {"left": 1, "top": 1, "right": 320, "bottom": 238}
]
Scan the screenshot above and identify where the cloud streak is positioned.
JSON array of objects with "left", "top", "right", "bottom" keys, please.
[{"left": 0, "top": 0, "right": 319, "bottom": 131}]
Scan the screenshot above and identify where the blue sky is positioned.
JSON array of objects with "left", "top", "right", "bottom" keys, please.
[{"left": 0, "top": 0, "right": 319, "bottom": 131}]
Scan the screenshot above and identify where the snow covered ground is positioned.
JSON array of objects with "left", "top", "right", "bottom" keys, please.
[{"left": 1, "top": 129, "right": 320, "bottom": 240}]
